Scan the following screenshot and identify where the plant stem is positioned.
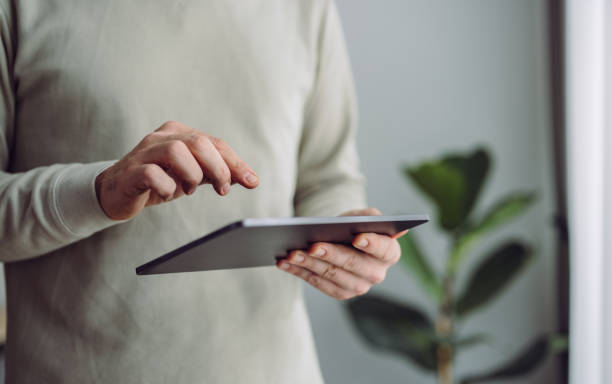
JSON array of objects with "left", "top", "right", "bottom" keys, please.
[{"left": 436, "top": 275, "right": 454, "bottom": 384}]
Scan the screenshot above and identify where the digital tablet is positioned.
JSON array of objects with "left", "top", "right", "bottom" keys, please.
[{"left": 136, "top": 214, "right": 429, "bottom": 275}]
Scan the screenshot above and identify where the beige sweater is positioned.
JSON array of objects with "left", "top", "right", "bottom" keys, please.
[{"left": 0, "top": 1, "right": 366, "bottom": 383}]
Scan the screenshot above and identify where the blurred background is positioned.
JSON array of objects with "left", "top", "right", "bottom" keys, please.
[
  {"left": 304, "top": 1, "right": 565, "bottom": 383},
  {"left": 4, "top": 1, "right": 612, "bottom": 383},
  {"left": 0, "top": 0, "right": 563, "bottom": 383}
]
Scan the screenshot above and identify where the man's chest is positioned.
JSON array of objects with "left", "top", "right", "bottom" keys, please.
[{"left": 10, "top": 0, "right": 316, "bottom": 171}]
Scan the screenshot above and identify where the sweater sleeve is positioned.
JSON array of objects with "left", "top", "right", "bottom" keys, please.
[
  {"left": 0, "top": 5, "right": 119, "bottom": 262},
  {"left": 293, "top": 0, "right": 367, "bottom": 217}
]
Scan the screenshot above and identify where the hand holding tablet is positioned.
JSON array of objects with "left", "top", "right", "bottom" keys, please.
[{"left": 276, "top": 208, "right": 427, "bottom": 300}]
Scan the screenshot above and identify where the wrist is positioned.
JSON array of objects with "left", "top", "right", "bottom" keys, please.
[{"left": 52, "top": 161, "right": 119, "bottom": 237}]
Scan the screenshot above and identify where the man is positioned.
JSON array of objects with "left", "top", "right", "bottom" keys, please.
[{"left": 0, "top": 1, "right": 401, "bottom": 383}]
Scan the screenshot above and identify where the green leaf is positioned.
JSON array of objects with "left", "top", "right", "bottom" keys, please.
[
  {"left": 346, "top": 295, "right": 438, "bottom": 371},
  {"left": 460, "top": 335, "right": 568, "bottom": 384},
  {"left": 475, "top": 192, "right": 537, "bottom": 232},
  {"left": 398, "top": 232, "right": 441, "bottom": 301},
  {"left": 448, "top": 192, "right": 536, "bottom": 273},
  {"left": 455, "top": 242, "right": 533, "bottom": 318},
  {"left": 404, "top": 148, "right": 490, "bottom": 231},
  {"left": 405, "top": 162, "right": 464, "bottom": 230}
]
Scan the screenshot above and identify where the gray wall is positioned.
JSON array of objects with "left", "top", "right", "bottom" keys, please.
[{"left": 304, "top": 1, "right": 558, "bottom": 383}]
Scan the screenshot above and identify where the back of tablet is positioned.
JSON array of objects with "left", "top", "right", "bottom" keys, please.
[{"left": 136, "top": 215, "right": 428, "bottom": 275}]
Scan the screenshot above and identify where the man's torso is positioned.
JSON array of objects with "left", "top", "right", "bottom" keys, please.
[{"left": 3, "top": 1, "right": 328, "bottom": 382}]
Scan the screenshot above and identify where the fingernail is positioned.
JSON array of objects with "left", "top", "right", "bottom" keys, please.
[
  {"left": 356, "top": 238, "right": 368, "bottom": 248},
  {"left": 311, "top": 248, "right": 325, "bottom": 257},
  {"left": 279, "top": 261, "right": 290, "bottom": 270},
  {"left": 292, "top": 252, "right": 305, "bottom": 263},
  {"left": 221, "top": 183, "right": 230, "bottom": 195},
  {"left": 245, "top": 172, "right": 258, "bottom": 185}
]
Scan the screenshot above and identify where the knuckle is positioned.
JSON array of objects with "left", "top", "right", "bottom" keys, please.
[
  {"left": 186, "top": 169, "right": 204, "bottom": 185},
  {"left": 189, "top": 134, "right": 210, "bottom": 149},
  {"left": 185, "top": 176, "right": 200, "bottom": 188},
  {"left": 294, "top": 269, "right": 306, "bottom": 280},
  {"left": 342, "top": 253, "right": 359, "bottom": 271},
  {"left": 228, "top": 157, "right": 246, "bottom": 172},
  {"left": 141, "top": 132, "right": 162, "bottom": 146},
  {"left": 213, "top": 166, "right": 231, "bottom": 184},
  {"left": 165, "top": 140, "right": 187, "bottom": 158},
  {"left": 209, "top": 136, "right": 227, "bottom": 149},
  {"left": 307, "top": 274, "right": 320, "bottom": 287},
  {"left": 161, "top": 120, "right": 181, "bottom": 131},
  {"left": 321, "top": 265, "right": 338, "bottom": 280},
  {"left": 141, "top": 164, "right": 158, "bottom": 181}
]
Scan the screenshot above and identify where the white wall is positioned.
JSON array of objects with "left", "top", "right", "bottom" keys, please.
[
  {"left": 304, "top": 1, "right": 558, "bottom": 383},
  {"left": 566, "top": 1, "right": 612, "bottom": 383}
]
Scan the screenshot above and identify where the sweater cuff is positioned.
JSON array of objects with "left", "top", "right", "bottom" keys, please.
[{"left": 52, "top": 161, "right": 120, "bottom": 237}]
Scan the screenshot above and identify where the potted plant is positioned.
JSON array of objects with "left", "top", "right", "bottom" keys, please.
[{"left": 346, "top": 148, "right": 567, "bottom": 384}]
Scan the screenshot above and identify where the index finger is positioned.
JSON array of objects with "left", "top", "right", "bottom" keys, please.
[{"left": 208, "top": 136, "right": 259, "bottom": 189}]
